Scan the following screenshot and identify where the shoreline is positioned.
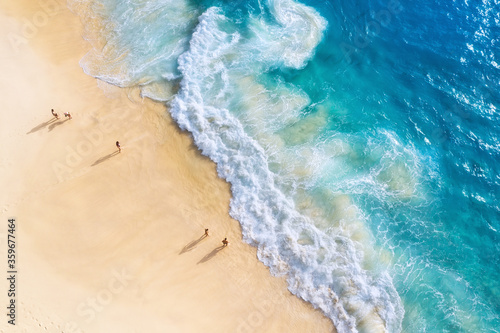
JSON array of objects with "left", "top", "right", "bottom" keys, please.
[{"left": 0, "top": 1, "right": 335, "bottom": 332}]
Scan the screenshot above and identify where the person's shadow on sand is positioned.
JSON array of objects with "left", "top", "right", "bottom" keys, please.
[
  {"left": 179, "top": 235, "right": 208, "bottom": 254},
  {"left": 91, "top": 151, "right": 120, "bottom": 166},
  {"left": 197, "top": 246, "right": 225, "bottom": 264},
  {"left": 48, "top": 118, "right": 69, "bottom": 131},
  {"left": 26, "top": 118, "right": 58, "bottom": 134}
]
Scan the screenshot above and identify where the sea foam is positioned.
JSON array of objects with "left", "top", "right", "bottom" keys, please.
[
  {"left": 169, "top": 6, "right": 404, "bottom": 332},
  {"left": 71, "top": 0, "right": 407, "bottom": 331}
]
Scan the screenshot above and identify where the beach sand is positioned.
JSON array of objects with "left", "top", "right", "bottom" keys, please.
[{"left": 0, "top": 1, "right": 335, "bottom": 332}]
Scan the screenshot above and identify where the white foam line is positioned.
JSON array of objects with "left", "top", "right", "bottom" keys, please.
[{"left": 169, "top": 7, "right": 404, "bottom": 332}]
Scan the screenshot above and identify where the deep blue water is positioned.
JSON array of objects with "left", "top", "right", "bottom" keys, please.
[{"left": 71, "top": 0, "right": 500, "bottom": 331}]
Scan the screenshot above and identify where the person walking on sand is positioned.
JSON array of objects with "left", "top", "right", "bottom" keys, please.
[
  {"left": 204, "top": 229, "right": 210, "bottom": 237},
  {"left": 116, "top": 141, "right": 121, "bottom": 153},
  {"left": 64, "top": 112, "right": 72, "bottom": 119},
  {"left": 51, "top": 109, "right": 59, "bottom": 119},
  {"left": 222, "top": 238, "right": 229, "bottom": 247}
]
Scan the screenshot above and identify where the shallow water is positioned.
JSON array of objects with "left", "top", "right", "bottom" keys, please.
[{"left": 70, "top": 0, "right": 500, "bottom": 331}]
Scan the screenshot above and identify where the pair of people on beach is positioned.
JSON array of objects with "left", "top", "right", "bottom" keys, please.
[
  {"left": 52, "top": 109, "right": 121, "bottom": 155},
  {"left": 51, "top": 109, "right": 72, "bottom": 120},
  {"left": 52, "top": 109, "right": 122, "bottom": 155},
  {"left": 203, "top": 229, "right": 229, "bottom": 247}
]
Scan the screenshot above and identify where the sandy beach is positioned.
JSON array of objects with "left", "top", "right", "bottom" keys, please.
[{"left": 0, "top": 1, "right": 334, "bottom": 332}]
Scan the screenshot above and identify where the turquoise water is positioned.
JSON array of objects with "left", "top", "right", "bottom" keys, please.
[{"left": 70, "top": 0, "right": 500, "bottom": 331}]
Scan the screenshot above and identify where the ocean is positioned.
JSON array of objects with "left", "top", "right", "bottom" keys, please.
[{"left": 69, "top": 0, "right": 500, "bottom": 331}]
